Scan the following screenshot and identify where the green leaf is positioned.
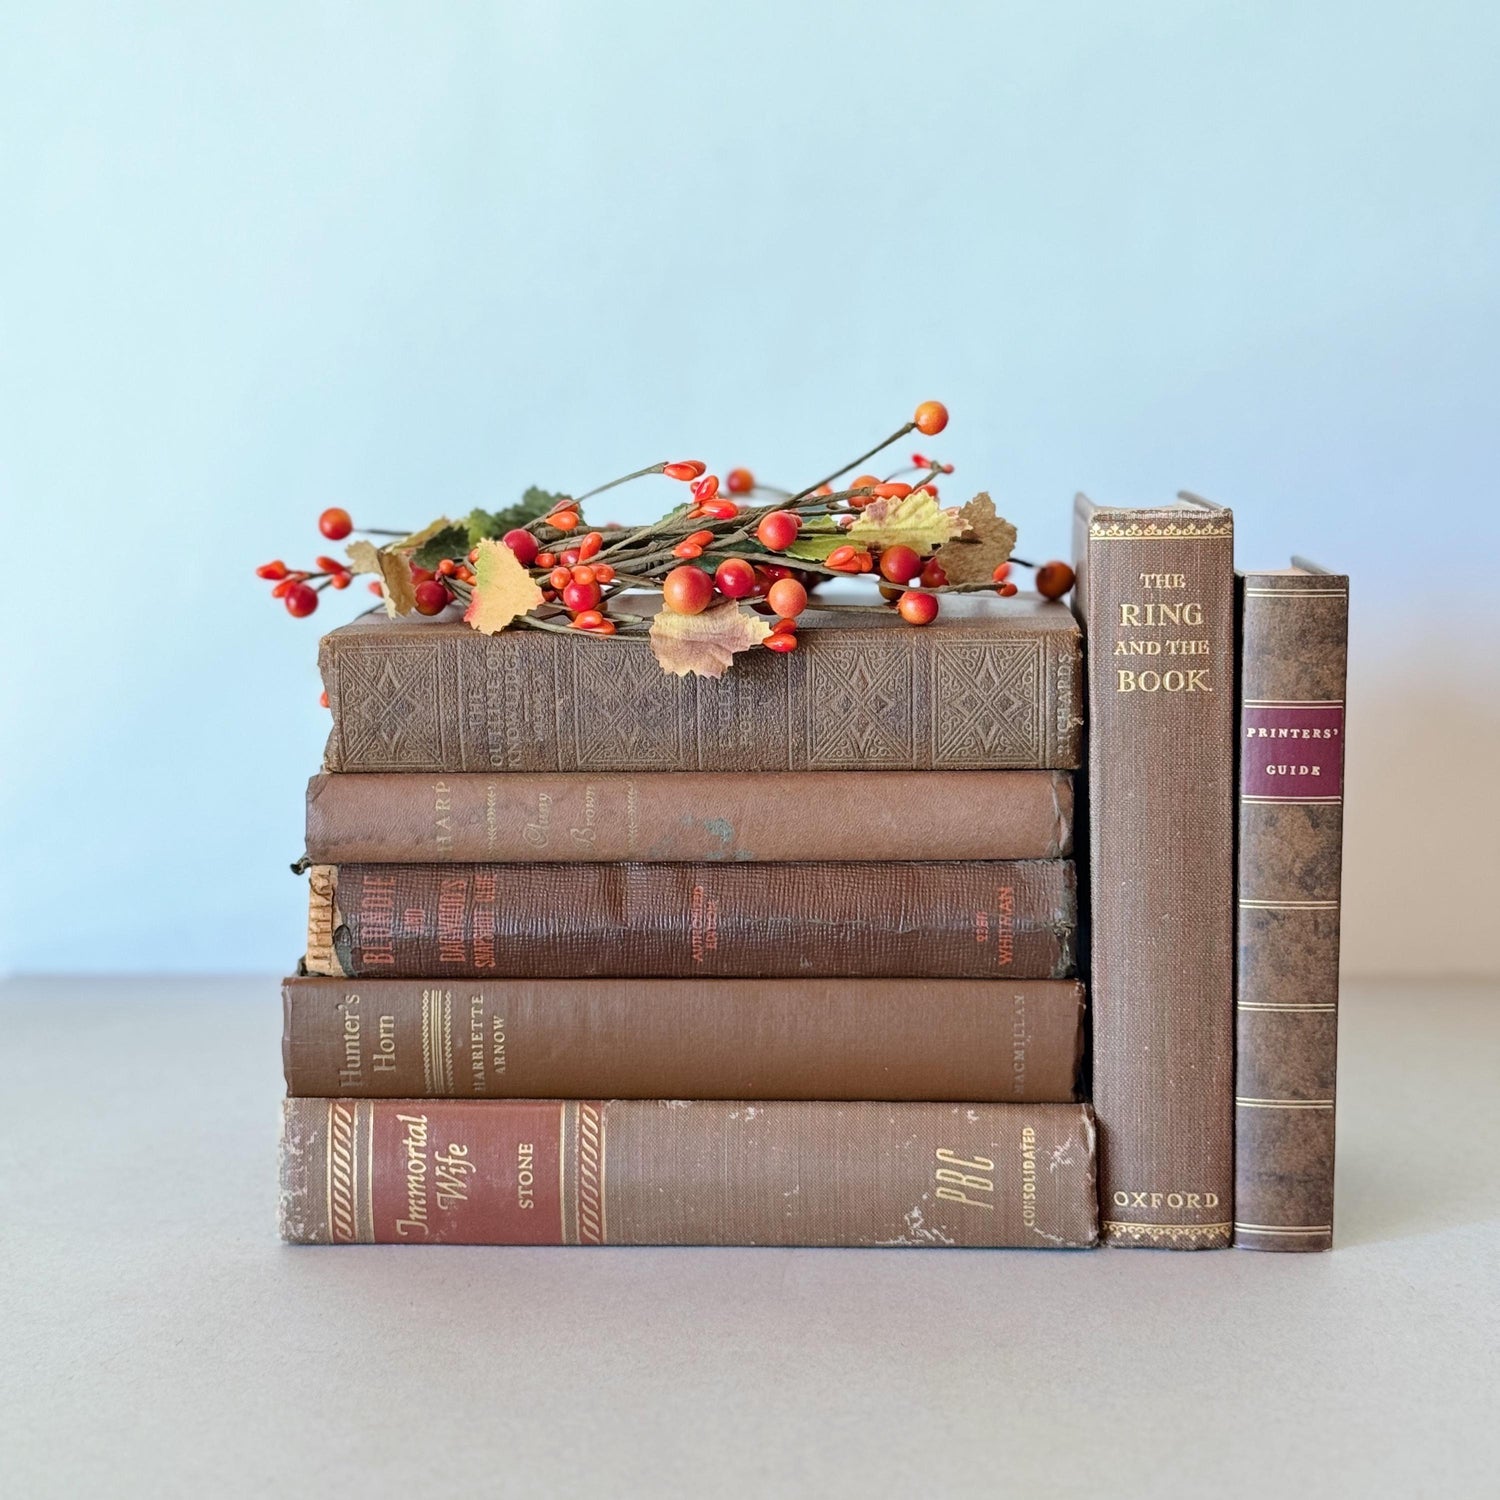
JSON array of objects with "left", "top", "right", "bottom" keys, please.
[
  {"left": 785, "top": 533, "right": 849, "bottom": 561},
  {"left": 464, "top": 488, "right": 566, "bottom": 547},
  {"left": 409, "top": 524, "right": 471, "bottom": 570}
]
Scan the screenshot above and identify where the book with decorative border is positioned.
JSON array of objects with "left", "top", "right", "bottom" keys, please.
[
  {"left": 1233, "top": 559, "right": 1348, "bottom": 1251},
  {"left": 1072, "top": 492, "right": 1237, "bottom": 1249}
]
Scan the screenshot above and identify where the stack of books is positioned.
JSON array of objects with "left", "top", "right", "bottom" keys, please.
[
  {"left": 278, "top": 593, "right": 1101, "bottom": 1247},
  {"left": 278, "top": 499, "right": 1347, "bottom": 1253}
]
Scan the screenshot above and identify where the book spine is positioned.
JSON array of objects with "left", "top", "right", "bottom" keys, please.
[
  {"left": 282, "top": 976, "right": 1087, "bottom": 1102},
  {"left": 318, "top": 618, "right": 1082, "bottom": 772},
  {"left": 1074, "top": 500, "right": 1236, "bottom": 1248},
  {"left": 305, "top": 770, "right": 1074, "bottom": 863},
  {"left": 1234, "top": 571, "right": 1349, "bottom": 1251},
  {"left": 307, "top": 860, "right": 1077, "bottom": 980},
  {"left": 278, "top": 1097, "right": 1099, "bottom": 1247}
]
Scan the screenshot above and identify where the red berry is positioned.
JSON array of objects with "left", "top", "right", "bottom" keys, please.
[
  {"left": 662, "top": 565, "right": 714, "bottom": 615},
  {"left": 1035, "top": 561, "right": 1076, "bottom": 599},
  {"left": 673, "top": 542, "right": 704, "bottom": 559},
  {"left": 911, "top": 452, "right": 929, "bottom": 468},
  {"left": 535, "top": 551, "right": 556, "bottom": 568},
  {"left": 879, "top": 545, "right": 922, "bottom": 584},
  {"left": 998, "top": 581, "right": 1019, "bottom": 596},
  {"left": 367, "top": 581, "right": 384, "bottom": 596},
  {"left": 919, "top": 559, "right": 948, "bottom": 589},
  {"left": 992, "top": 562, "right": 1013, "bottom": 583},
  {"left": 700, "top": 498, "right": 740, "bottom": 521},
  {"left": 329, "top": 570, "right": 352, "bottom": 589},
  {"left": 770, "top": 616, "right": 798, "bottom": 635},
  {"left": 284, "top": 582, "right": 319, "bottom": 617},
  {"left": 413, "top": 579, "right": 450, "bottom": 615},
  {"left": 271, "top": 578, "right": 294, "bottom": 598},
  {"left": 503, "top": 529, "right": 539, "bottom": 566},
  {"left": 410, "top": 565, "right": 435, "bottom": 584},
  {"left": 714, "top": 557, "right": 757, "bottom": 599},
  {"left": 726, "top": 468, "right": 754, "bottom": 495},
  {"left": 563, "top": 580, "right": 601, "bottom": 612},
  {"left": 663, "top": 460, "right": 706, "bottom": 481},
  {"left": 318, "top": 690, "right": 330, "bottom": 709},
  {"left": 913, "top": 400, "right": 948, "bottom": 436},
  {"left": 766, "top": 577, "right": 807, "bottom": 618},
  {"left": 578, "top": 531, "right": 604, "bottom": 560},
  {"left": 318, "top": 508, "right": 353, "bottom": 541},
  {"left": 897, "top": 589, "right": 939, "bottom": 625},
  {"left": 691, "top": 474, "right": 720, "bottom": 502},
  {"left": 756, "top": 511, "right": 801, "bottom": 552},
  {"left": 315, "top": 555, "right": 342, "bottom": 573},
  {"left": 560, "top": 549, "right": 581, "bottom": 567},
  {"left": 826, "top": 545, "right": 858, "bottom": 572},
  {"left": 763, "top": 634, "right": 798, "bottom": 654},
  {"left": 255, "top": 560, "right": 289, "bottom": 580},
  {"left": 570, "top": 609, "right": 605, "bottom": 630}
]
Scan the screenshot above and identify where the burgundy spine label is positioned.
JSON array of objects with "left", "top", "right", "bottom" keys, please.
[{"left": 1241, "top": 704, "right": 1345, "bottom": 800}]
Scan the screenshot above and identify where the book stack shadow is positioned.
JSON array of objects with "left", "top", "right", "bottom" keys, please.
[{"left": 278, "top": 594, "right": 1102, "bottom": 1247}]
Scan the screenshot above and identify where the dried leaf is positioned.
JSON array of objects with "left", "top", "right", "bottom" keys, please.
[
  {"left": 932, "top": 491, "right": 1018, "bottom": 584},
  {"left": 393, "top": 516, "right": 458, "bottom": 554},
  {"left": 847, "top": 488, "right": 964, "bottom": 552},
  {"left": 346, "top": 538, "right": 418, "bottom": 615},
  {"left": 649, "top": 599, "right": 773, "bottom": 678},
  {"left": 408, "top": 523, "right": 470, "bottom": 571},
  {"left": 463, "top": 537, "right": 545, "bottom": 634}
]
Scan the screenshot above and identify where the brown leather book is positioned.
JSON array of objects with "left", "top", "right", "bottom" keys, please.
[
  {"left": 1234, "top": 561, "right": 1348, "bottom": 1251},
  {"left": 304, "top": 859, "right": 1077, "bottom": 980},
  {"left": 282, "top": 975, "right": 1087, "bottom": 1102},
  {"left": 278, "top": 1097, "right": 1099, "bottom": 1247},
  {"left": 1072, "top": 493, "right": 1236, "bottom": 1248},
  {"left": 304, "top": 769, "right": 1074, "bottom": 863},
  {"left": 317, "top": 594, "right": 1082, "bottom": 774}
]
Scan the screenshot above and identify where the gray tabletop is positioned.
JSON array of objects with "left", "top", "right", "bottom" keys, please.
[{"left": 3, "top": 976, "right": 1496, "bottom": 1498}]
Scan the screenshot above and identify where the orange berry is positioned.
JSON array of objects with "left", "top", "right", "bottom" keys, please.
[
  {"left": 691, "top": 474, "right": 720, "bottom": 502},
  {"left": 764, "top": 634, "right": 798, "bottom": 653},
  {"left": 913, "top": 400, "right": 948, "bottom": 436},
  {"left": 455, "top": 566, "right": 474, "bottom": 583},
  {"left": 319, "top": 690, "right": 330, "bottom": 708},
  {"left": 571, "top": 564, "right": 597, "bottom": 586},
  {"left": 673, "top": 542, "right": 704, "bottom": 559},
  {"left": 593, "top": 563, "right": 616, "bottom": 584},
  {"left": 536, "top": 551, "right": 556, "bottom": 568},
  {"left": 578, "top": 531, "right": 604, "bottom": 560},
  {"left": 871, "top": 482, "right": 911, "bottom": 500},
  {"left": 880, "top": 545, "right": 922, "bottom": 584},
  {"left": 853, "top": 551, "right": 873, "bottom": 573},
  {"left": 549, "top": 567, "right": 571, "bottom": 590},
  {"left": 826, "top": 544, "right": 858, "bottom": 571},
  {"left": 255, "top": 560, "right": 290, "bottom": 580},
  {"left": 546, "top": 510, "right": 580, "bottom": 532},
  {"left": 992, "top": 562, "right": 1013, "bottom": 583},
  {"left": 591, "top": 619, "right": 617, "bottom": 635},
  {"left": 663, "top": 460, "right": 706, "bottom": 481},
  {"left": 700, "top": 498, "right": 740, "bottom": 521},
  {"left": 1035, "top": 561, "right": 1076, "bottom": 599},
  {"left": 897, "top": 589, "right": 940, "bottom": 625},
  {"left": 318, "top": 507, "right": 353, "bottom": 541},
  {"left": 468, "top": 547, "right": 481, "bottom": 563},
  {"left": 756, "top": 511, "right": 801, "bottom": 551},
  {"left": 998, "top": 581, "right": 1019, "bottom": 596},
  {"left": 436, "top": 558, "right": 457, "bottom": 576},
  {"left": 771, "top": 616, "right": 799, "bottom": 635},
  {"left": 662, "top": 565, "right": 714, "bottom": 615},
  {"left": 766, "top": 577, "right": 807, "bottom": 617},
  {"left": 570, "top": 609, "right": 605, "bottom": 630},
  {"left": 367, "top": 581, "right": 384, "bottom": 596},
  {"left": 329, "top": 570, "right": 352, "bottom": 589},
  {"left": 726, "top": 467, "right": 754, "bottom": 494}
]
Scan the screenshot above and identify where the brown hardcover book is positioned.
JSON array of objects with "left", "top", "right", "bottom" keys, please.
[
  {"left": 1234, "top": 561, "right": 1348, "bottom": 1252},
  {"left": 278, "top": 1096, "right": 1099, "bottom": 1247},
  {"left": 282, "top": 975, "right": 1087, "bottom": 1102},
  {"left": 304, "top": 769, "right": 1074, "bottom": 864},
  {"left": 1072, "top": 493, "right": 1236, "bottom": 1248},
  {"left": 317, "top": 594, "right": 1082, "bottom": 774},
  {"left": 305, "top": 859, "right": 1077, "bottom": 980}
]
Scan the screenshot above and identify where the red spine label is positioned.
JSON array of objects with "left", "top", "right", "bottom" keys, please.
[
  {"left": 368, "top": 1100, "right": 564, "bottom": 1243},
  {"left": 1241, "top": 704, "right": 1345, "bottom": 799}
]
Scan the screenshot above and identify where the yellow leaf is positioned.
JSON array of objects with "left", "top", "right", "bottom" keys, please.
[
  {"left": 345, "top": 538, "right": 419, "bottom": 615},
  {"left": 463, "top": 537, "right": 545, "bottom": 634},
  {"left": 649, "top": 600, "right": 773, "bottom": 678},
  {"left": 932, "top": 492, "right": 1018, "bottom": 584},
  {"left": 847, "top": 488, "right": 964, "bottom": 553},
  {"left": 392, "top": 516, "right": 459, "bottom": 554}
]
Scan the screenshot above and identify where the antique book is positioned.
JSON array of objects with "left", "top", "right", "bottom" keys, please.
[
  {"left": 1234, "top": 561, "right": 1348, "bottom": 1252},
  {"left": 1072, "top": 492, "right": 1236, "bottom": 1248},
  {"left": 282, "top": 975, "right": 1087, "bottom": 1102},
  {"left": 304, "top": 859, "right": 1077, "bottom": 980},
  {"left": 304, "top": 769, "right": 1074, "bottom": 863},
  {"left": 317, "top": 594, "right": 1083, "bottom": 774},
  {"left": 278, "top": 1097, "right": 1099, "bottom": 1247}
]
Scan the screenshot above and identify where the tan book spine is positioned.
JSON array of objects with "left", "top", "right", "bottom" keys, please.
[
  {"left": 281, "top": 975, "right": 1087, "bottom": 1102},
  {"left": 306, "top": 859, "right": 1077, "bottom": 980},
  {"left": 278, "top": 1097, "right": 1099, "bottom": 1248},
  {"left": 1073, "top": 495, "right": 1236, "bottom": 1248},
  {"left": 304, "top": 770, "right": 1073, "bottom": 863},
  {"left": 1234, "top": 565, "right": 1348, "bottom": 1251}
]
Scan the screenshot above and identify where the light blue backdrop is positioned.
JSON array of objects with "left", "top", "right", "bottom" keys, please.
[{"left": 3, "top": 1, "right": 1496, "bottom": 974}]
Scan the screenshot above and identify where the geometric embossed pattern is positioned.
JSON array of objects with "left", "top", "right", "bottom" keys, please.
[
  {"left": 570, "top": 647, "right": 691, "bottom": 769},
  {"left": 338, "top": 647, "right": 443, "bottom": 768},
  {"left": 931, "top": 641, "right": 1041, "bottom": 766},
  {"left": 804, "top": 643, "right": 913, "bottom": 767}
]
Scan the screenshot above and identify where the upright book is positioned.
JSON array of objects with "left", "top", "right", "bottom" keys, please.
[
  {"left": 1234, "top": 560, "right": 1348, "bottom": 1251},
  {"left": 1072, "top": 492, "right": 1236, "bottom": 1248},
  {"left": 278, "top": 1097, "right": 1100, "bottom": 1247},
  {"left": 317, "top": 594, "right": 1083, "bottom": 774}
]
